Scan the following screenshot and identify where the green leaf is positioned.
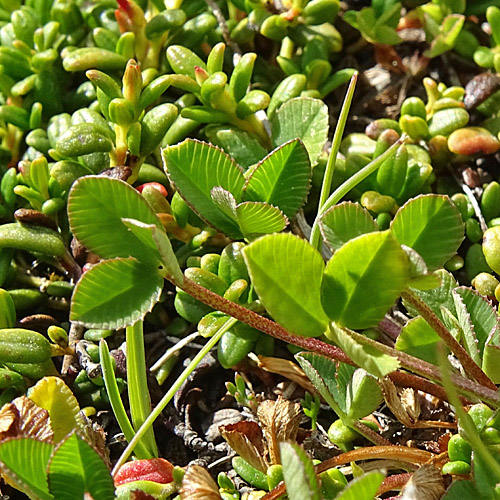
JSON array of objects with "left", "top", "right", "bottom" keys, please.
[
  {"left": 203, "top": 125, "right": 267, "bottom": 169},
  {"left": 236, "top": 202, "right": 288, "bottom": 239},
  {"left": 47, "top": 433, "right": 115, "bottom": 500},
  {"left": 296, "top": 351, "right": 353, "bottom": 416},
  {"left": 452, "top": 289, "right": 481, "bottom": 365},
  {"left": 442, "top": 480, "right": 481, "bottom": 500},
  {"left": 70, "top": 258, "right": 163, "bottom": 329},
  {"left": 334, "top": 471, "right": 385, "bottom": 500},
  {"left": 454, "top": 286, "right": 500, "bottom": 357},
  {"left": 319, "top": 202, "right": 377, "bottom": 252},
  {"left": 321, "top": 231, "right": 410, "bottom": 329},
  {"left": 405, "top": 269, "right": 458, "bottom": 322},
  {"left": 271, "top": 97, "right": 329, "bottom": 165},
  {"left": 243, "top": 233, "right": 329, "bottom": 337},
  {"left": 402, "top": 246, "right": 442, "bottom": 291},
  {"left": 390, "top": 194, "right": 465, "bottom": 270},
  {"left": 326, "top": 323, "right": 400, "bottom": 378},
  {"left": 29, "top": 377, "right": 80, "bottom": 443},
  {"left": 296, "top": 352, "right": 382, "bottom": 420},
  {"left": 0, "top": 438, "right": 53, "bottom": 500},
  {"left": 483, "top": 343, "right": 500, "bottom": 384},
  {"left": 162, "top": 139, "right": 246, "bottom": 238},
  {"left": 68, "top": 176, "right": 161, "bottom": 264},
  {"left": 280, "top": 442, "right": 321, "bottom": 500},
  {"left": 244, "top": 139, "right": 311, "bottom": 218},
  {"left": 395, "top": 316, "right": 441, "bottom": 365},
  {"left": 122, "top": 219, "right": 184, "bottom": 285}
]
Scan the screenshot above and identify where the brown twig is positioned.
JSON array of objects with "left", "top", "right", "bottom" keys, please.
[
  {"left": 401, "top": 290, "right": 497, "bottom": 391},
  {"left": 179, "top": 278, "right": 498, "bottom": 406}
]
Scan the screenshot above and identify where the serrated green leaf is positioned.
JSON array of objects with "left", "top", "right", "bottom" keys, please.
[
  {"left": 321, "top": 231, "right": 410, "bottom": 329},
  {"left": 271, "top": 98, "right": 329, "bottom": 165},
  {"left": 244, "top": 139, "right": 311, "bottom": 218},
  {"left": 203, "top": 125, "right": 267, "bottom": 169},
  {"left": 454, "top": 286, "right": 500, "bottom": 357},
  {"left": 395, "top": 316, "right": 441, "bottom": 365},
  {"left": 319, "top": 202, "right": 377, "bottom": 251},
  {"left": 236, "top": 202, "right": 288, "bottom": 239},
  {"left": 405, "top": 269, "right": 458, "bottom": 322},
  {"left": 29, "top": 377, "right": 80, "bottom": 443},
  {"left": 68, "top": 176, "right": 161, "bottom": 264},
  {"left": 390, "top": 194, "right": 465, "bottom": 270},
  {"left": 280, "top": 442, "right": 321, "bottom": 500},
  {"left": 334, "top": 471, "right": 385, "bottom": 500},
  {"left": 327, "top": 323, "right": 400, "bottom": 378},
  {"left": 70, "top": 258, "right": 163, "bottom": 329},
  {"left": 162, "top": 139, "right": 246, "bottom": 238},
  {"left": 0, "top": 438, "right": 53, "bottom": 500},
  {"left": 243, "top": 233, "right": 329, "bottom": 337},
  {"left": 296, "top": 352, "right": 352, "bottom": 416},
  {"left": 452, "top": 290, "right": 481, "bottom": 365},
  {"left": 47, "top": 433, "right": 114, "bottom": 500}
]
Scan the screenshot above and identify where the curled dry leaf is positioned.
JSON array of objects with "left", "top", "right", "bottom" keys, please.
[
  {"left": 258, "top": 396, "right": 301, "bottom": 465},
  {"left": 257, "top": 355, "right": 318, "bottom": 395},
  {"left": 400, "top": 464, "right": 445, "bottom": 500},
  {"left": 219, "top": 420, "right": 269, "bottom": 472},
  {"left": 380, "top": 378, "right": 455, "bottom": 429},
  {"left": 180, "top": 464, "right": 222, "bottom": 500},
  {"left": 0, "top": 396, "right": 53, "bottom": 443}
]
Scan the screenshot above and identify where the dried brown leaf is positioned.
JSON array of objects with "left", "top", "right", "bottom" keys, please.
[
  {"left": 77, "top": 412, "right": 111, "bottom": 469},
  {"left": 381, "top": 378, "right": 419, "bottom": 427},
  {"left": 258, "top": 396, "right": 301, "bottom": 465},
  {"left": 219, "top": 421, "right": 269, "bottom": 472},
  {"left": 0, "top": 396, "right": 53, "bottom": 443},
  {"left": 257, "top": 356, "right": 318, "bottom": 395},
  {"left": 400, "top": 464, "right": 445, "bottom": 500},
  {"left": 180, "top": 464, "right": 222, "bottom": 500}
]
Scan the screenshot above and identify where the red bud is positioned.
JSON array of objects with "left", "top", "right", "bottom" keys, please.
[
  {"left": 114, "top": 458, "right": 174, "bottom": 486},
  {"left": 136, "top": 182, "right": 168, "bottom": 197}
]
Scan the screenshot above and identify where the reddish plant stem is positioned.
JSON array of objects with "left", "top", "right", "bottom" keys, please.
[
  {"left": 261, "top": 446, "right": 434, "bottom": 500},
  {"left": 179, "top": 278, "right": 499, "bottom": 406},
  {"left": 401, "top": 290, "right": 497, "bottom": 391},
  {"left": 377, "top": 472, "right": 412, "bottom": 495}
]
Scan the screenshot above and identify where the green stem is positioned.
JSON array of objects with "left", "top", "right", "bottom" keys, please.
[
  {"left": 126, "top": 320, "right": 158, "bottom": 458},
  {"left": 112, "top": 316, "right": 238, "bottom": 475},
  {"left": 100, "top": 339, "right": 151, "bottom": 459},
  {"left": 311, "top": 72, "right": 358, "bottom": 251},
  {"left": 401, "top": 290, "right": 497, "bottom": 391},
  {"left": 309, "top": 137, "right": 403, "bottom": 248}
]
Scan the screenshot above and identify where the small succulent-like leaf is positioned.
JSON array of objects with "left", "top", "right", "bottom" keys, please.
[
  {"left": 390, "top": 194, "right": 465, "bottom": 270},
  {"left": 280, "top": 442, "right": 321, "bottom": 500},
  {"left": 70, "top": 258, "right": 163, "bottom": 329},
  {"left": 204, "top": 125, "right": 267, "bottom": 169},
  {"left": 327, "top": 323, "right": 400, "bottom": 378},
  {"left": 319, "top": 202, "right": 377, "bottom": 251},
  {"left": 68, "top": 176, "right": 161, "bottom": 264},
  {"left": 321, "top": 231, "right": 410, "bottom": 329},
  {"left": 0, "top": 437, "right": 53, "bottom": 500},
  {"left": 163, "top": 139, "right": 246, "bottom": 238},
  {"left": 47, "top": 433, "right": 115, "bottom": 500},
  {"left": 271, "top": 98, "right": 329, "bottom": 165},
  {"left": 334, "top": 471, "right": 385, "bottom": 500},
  {"left": 243, "top": 233, "right": 329, "bottom": 337},
  {"left": 395, "top": 316, "right": 442, "bottom": 365},
  {"left": 29, "top": 377, "right": 80, "bottom": 443},
  {"left": 236, "top": 202, "right": 288, "bottom": 239},
  {"left": 244, "top": 139, "right": 311, "bottom": 218}
]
